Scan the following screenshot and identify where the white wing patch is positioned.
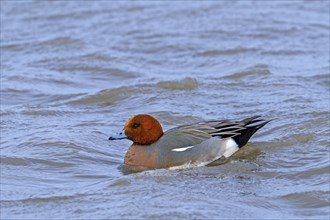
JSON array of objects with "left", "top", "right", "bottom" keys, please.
[{"left": 171, "top": 145, "right": 195, "bottom": 152}]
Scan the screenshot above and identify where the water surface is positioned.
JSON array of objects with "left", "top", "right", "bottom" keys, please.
[{"left": 1, "top": 1, "right": 329, "bottom": 219}]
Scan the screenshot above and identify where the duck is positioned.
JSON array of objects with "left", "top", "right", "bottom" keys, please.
[{"left": 109, "top": 114, "right": 269, "bottom": 170}]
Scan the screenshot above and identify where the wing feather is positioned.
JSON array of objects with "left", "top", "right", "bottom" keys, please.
[{"left": 169, "top": 116, "right": 268, "bottom": 139}]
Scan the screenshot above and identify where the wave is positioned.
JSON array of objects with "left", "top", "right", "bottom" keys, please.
[
  {"left": 70, "top": 77, "right": 199, "bottom": 106},
  {"left": 224, "top": 64, "right": 272, "bottom": 79}
]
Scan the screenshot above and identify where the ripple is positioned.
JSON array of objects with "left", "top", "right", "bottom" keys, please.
[
  {"left": 311, "top": 73, "right": 330, "bottom": 88},
  {"left": 1, "top": 88, "right": 83, "bottom": 106},
  {"left": 0, "top": 43, "right": 26, "bottom": 52},
  {"left": 224, "top": 64, "right": 272, "bottom": 79},
  {"left": 70, "top": 77, "right": 199, "bottom": 106},
  {"left": 280, "top": 191, "right": 329, "bottom": 209},
  {"left": 266, "top": 133, "right": 315, "bottom": 149},
  {"left": 108, "top": 178, "right": 131, "bottom": 187},
  {"left": 69, "top": 86, "right": 136, "bottom": 106},
  {"left": 156, "top": 77, "right": 198, "bottom": 90},
  {"left": 38, "top": 36, "right": 83, "bottom": 47},
  {"left": 2, "top": 193, "right": 88, "bottom": 204},
  {"left": 196, "top": 47, "right": 258, "bottom": 56},
  {"left": 1, "top": 156, "right": 75, "bottom": 168},
  {"left": 261, "top": 49, "right": 306, "bottom": 56},
  {"left": 32, "top": 56, "right": 137, "bottom": 79}
]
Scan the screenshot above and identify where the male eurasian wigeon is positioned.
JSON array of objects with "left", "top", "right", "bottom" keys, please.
[{"left": 109, "top": 114, "right": 269, "bottom": 170}]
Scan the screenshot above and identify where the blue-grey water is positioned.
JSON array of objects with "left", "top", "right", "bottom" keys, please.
[{"left": 1, "top": 1, "right": 329, "bottom": 219}]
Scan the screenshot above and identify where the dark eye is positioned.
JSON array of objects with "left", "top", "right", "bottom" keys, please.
[{"left": 132, "top": 122, "right": 140, "bottom": 128}]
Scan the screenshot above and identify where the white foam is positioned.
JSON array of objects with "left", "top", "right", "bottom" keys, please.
[{"left": 168, "top": 161, "right": 210, "bottom": 170}]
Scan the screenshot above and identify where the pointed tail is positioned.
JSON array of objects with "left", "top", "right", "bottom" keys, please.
[{"left": 233, "top": 116, "right": 270, "bottom": 148}]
